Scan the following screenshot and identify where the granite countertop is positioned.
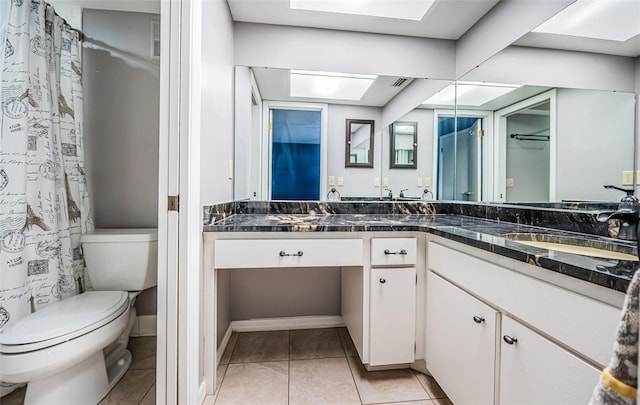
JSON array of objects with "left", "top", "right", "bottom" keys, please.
[{"left": 204, "top": 212, "right": 637, "bottom": 293}]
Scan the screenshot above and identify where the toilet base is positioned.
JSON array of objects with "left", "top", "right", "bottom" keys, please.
[
  {"left": 24, "top": 351, "right": 109, "bottom": 405},
  {"left": 107, "top": 349, "right": 132, "bottom": 390}
]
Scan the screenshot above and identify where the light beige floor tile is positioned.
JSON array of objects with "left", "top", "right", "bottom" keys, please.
[
  {"left": 413, "top": 371, "right": 448, "bottom": 399},
  {"left": 129, "top": 336, "right": 157, "bottom": 370},
  {"left": 215, "top": 364, "right": 228, "bottom": 395},
  {"left": 290, "top": 328, "right": 345, "bottom": 360},
  {"left": 383, "top": 401, "right": 435, "bottom": 405},
  {"left": 289, "top": 358, "right": 360, "bottom": 405},
  {"left": 99, "top": 368, "right": 155, "bottom": 405},
  {"left": 139, "top": 383, "right": 156, "bottom": 405},
  {"left": 203, "top": 395, "right": 216, "bottom": 405},
  {"left": 347, "top": 357, "right": 429, "bottom": 405},
  {"left": 230, "top": 331, "right": 289, "bottom": 363},
  {"left": 0, "top": 385, "right": 26, "bottom": 405},
  {"left": 219, "top": 333, "right": 239, "bottom": 365},
  {"left": 214, "top": 361, "right": 288, "bottom": 405},
  {"left": 338, "top": 327, "right": 359, "bottom": 357},
  {"left": 431, "top": 399, "right": 453, "bottom": 405}
]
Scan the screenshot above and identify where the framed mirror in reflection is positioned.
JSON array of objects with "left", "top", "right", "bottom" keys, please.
[
  {"left": 345, "top": 119, "right": 374, "bottom": 168},
  {"left": 390, "top": 121, "right": 417, "bottom": 169}
]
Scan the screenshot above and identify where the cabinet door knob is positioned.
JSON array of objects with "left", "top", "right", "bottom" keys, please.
[
  {"left": 503, "top": 335, "right": 518, "bottom": 345},
  {"left": 473, "top": 316, "right": 485, "bottom": 324},
  {"left": 279, "top": 250, "right": 303, "bottom": 257},
  {"left": 379, "top": 278, "right": 386, "bottom": 284},
  {"left": 384, "top": 249, "right": 407, "bottom": 255}
]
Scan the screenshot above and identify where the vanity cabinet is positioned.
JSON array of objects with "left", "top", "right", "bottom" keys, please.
[
  {"left": 426, "top": 272, "right": 497, "bottom": 405},
  {"left": 426, "top": 239, "right": 619, "bottom": 404},
  {"left": 369, "top": 266, "right": 416, "bottom": 366},
  {"left": 500, "top": 315, "right": 600, "bottom": 405}
]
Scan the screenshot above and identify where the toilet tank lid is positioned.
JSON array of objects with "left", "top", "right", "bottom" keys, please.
[{"left": 81, "top": 228, "right": 158, "bottom": 243}]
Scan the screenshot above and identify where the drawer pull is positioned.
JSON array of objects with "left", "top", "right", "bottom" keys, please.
[
  {"left": 473, "top": 316, "right": 485, "bottom": 324},
  {"left": 503, "top": 335, "right": 518, "bottom": 345},
  {"left": 379, "top": 278, "right": 386, "bottom": 284},
  {"left": 279, "top": 250, "right": 303, "bottom": 257},
  {"left": 384, "top": 249, "right": 407, "bottom": 255}
]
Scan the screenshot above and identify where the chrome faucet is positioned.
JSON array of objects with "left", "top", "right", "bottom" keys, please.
[
  {"left": 384, "top": 188, "right": 393, "bottom": 200},
  {"left": 399, "top": 189, "right": 408, "bottom": 198},
  {"left": 422, "top": 188, "right": 434, "bottom": 200},
  {"left": 597, "top": 185, "right": 640, "bottom": 242}
]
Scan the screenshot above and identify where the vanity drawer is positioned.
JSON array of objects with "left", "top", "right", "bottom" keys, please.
[
  {"left": 214, "top": 239, "right": 363, "bottom": 269},
  {"left": 371, "top": 238, "right": 417, "bottom": 266}
]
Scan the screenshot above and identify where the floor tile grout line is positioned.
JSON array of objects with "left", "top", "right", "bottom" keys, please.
[
  {"left": 410, "top": 369, "right": 432, "bottom": 399},
  {"left": 345, "top": 356, "right": 365, "bottom": 405}
]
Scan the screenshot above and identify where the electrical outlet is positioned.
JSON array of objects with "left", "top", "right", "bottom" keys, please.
[
  {"left": 623, "top": 171, "right": 634, "bottom": 186},
  {"left": 228, "top": 160, "right": 234, "bottom": 179},
  {"left": 506, "top": 178, "right": 514, "bottom": 188},
  {"left": 417, "top": 178, "right": 423, "bottom": 187},
  {"left": 424, "top": 177, "right": 431, "bottom": 187},
  {"left": 383, "top": 178, "right": 389, "bottom": 187},
  {"left": 636, "top": 170, "right": 640, "bottom": 185},
  {"left": 373, "top": 178, "right": 380, "bottom": 187},
  {"left": 328, "top": 176, "right": 336, "bottom": 186},
  {"left": 337, "top": 177, "right": 344, "bottom": 186}
]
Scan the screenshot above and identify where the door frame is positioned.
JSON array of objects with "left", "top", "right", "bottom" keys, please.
[
  {"left": 261, "top": 101, "right": 328, "bottom": 200},
  {"left": 493, "top": 89, "right": 557, "bottom": 202},
  {"left": 432, "top": 109, "right": 494, "bottom": 201}
]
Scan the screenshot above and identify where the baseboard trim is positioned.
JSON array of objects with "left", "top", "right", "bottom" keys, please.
[
  {"left": 230, "top": 315, "right": 345, "bottom": 332},
  {"left": 130, "top": 315, "right": 157, "bottom": 337},
  {"left": 216, "top": 325, "right": 233, "bottom": 366}
]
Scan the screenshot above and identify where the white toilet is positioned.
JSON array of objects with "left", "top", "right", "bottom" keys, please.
[{"left": 0, "top": 228, "right": 157, "bottom": 405}]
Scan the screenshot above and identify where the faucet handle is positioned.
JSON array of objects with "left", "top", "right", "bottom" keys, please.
[
  {"left": 400, "top": 188, "right": 408, "bottom": 197},
  {"left": 604, "top": 185, "right": 638, "bottom": 213},
  {"left": 604, "top": 185, "right": 634, "bottom": 195}
]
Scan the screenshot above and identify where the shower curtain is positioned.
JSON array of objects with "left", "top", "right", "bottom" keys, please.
[{"left": 0, "top": 0, "right": 93, "bottom": 363}]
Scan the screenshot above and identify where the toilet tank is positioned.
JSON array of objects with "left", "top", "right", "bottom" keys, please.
[{"left": 81, "top": 228, "right": 158, "bottom": 291}]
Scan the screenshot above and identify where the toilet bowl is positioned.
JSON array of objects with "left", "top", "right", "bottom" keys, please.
[{"left": 0, "top": 228, "right": 157, "bottom": 405}]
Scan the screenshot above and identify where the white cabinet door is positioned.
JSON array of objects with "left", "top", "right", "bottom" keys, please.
[
  {"left": 369, "top": 267, "right": 416, "bottom": 366},
  {"left": 500, "top": 315, "right": 601, "bottom": 405},
  {"left": 426, "top": 272, "right": 498, "bottom": 405}
]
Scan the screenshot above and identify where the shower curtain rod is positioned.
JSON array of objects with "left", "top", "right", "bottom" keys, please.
[
  {"left": 509, "top": 133, "right": 550, "bottom": 142},
  {"left": 46, "top": 1, "right": 84, "bottom": 41}
]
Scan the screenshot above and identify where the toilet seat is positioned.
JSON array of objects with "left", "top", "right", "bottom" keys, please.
[{"left": 0, "top": 291, "right": 129, "bottom": 354}]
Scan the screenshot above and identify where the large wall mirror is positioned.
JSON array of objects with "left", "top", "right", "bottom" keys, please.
[
  {"left": 345, "top": 119, "right": 374, "bottom": 168},
  {"left": 233, "top": 5, "right": 639, "bottom": 204}
]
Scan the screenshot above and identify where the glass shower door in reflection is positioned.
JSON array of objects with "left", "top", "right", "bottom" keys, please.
[
  {"left": 437, "top": 116, "right": 483, "bottom": 201},
  {"left": 270, "top": 109, "right": 322, "bottom": 200}
]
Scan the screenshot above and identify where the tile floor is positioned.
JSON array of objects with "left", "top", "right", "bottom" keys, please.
[
  {"left": 206, "top": 328, "right": 452, "bottom": 405},
  {"left": 1, "top": 336, "right": 156, "bottom": 405},
  {"left": 2, "top": 329, "right": 451, "bottom": 405}
]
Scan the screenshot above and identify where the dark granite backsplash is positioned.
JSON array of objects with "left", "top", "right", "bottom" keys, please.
[{"left": 203, "top": 200, "right": 613, "bottom": 237}]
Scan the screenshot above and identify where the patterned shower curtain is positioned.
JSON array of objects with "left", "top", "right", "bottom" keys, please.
[{"left": 0, "top": 0, "right": 93, "bottom": 358}]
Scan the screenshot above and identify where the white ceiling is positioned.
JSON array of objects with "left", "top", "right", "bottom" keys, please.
[
  {"left": 226, "top": 0, "right": 500, "bottom": 40},
  {"left": 514, "top": 32, "right": 640, "bottom": 58}
]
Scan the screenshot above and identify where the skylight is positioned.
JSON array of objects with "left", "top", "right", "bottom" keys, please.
[
  {"left": 289, "top": 0, "right": 436, "bottom": 21},
  {"left": 532, "top": 0, "right": 640, "bottom": 42},
  {"left": 290, "top": 70, "right": 377, "bottom": 101},
  {"left": 423, "top": 82, "right": 521, "bottom": 106}
]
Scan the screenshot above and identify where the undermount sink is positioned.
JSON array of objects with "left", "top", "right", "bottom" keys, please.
[{"left": 504, "top": 233, "right": 638, "bottom": 261}]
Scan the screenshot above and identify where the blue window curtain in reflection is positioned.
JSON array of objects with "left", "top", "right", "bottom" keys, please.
[{"left": 271, "top": 109, "right": 321, "bottom": 200}]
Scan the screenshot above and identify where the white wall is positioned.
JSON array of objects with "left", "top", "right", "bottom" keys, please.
[
  {"left": 505, "top": 114, "right": 550, "bottom": 202},
  {"left": 234, "top": 66, "right": 252, "bottom": 200},
  {"left": 83, "top": 10, "right": 159, "bottom": 316},
  {"left": 463, "top": 46, "right": 636, "bottom": 93},
  {"left": 555, "top": 89, "right": 636, "bottom": 201},
  {"left": 382, "top": 109, "right": 435, "bottom": 198},
  {"left": 234, "top": 22, "right": 455, "bottom": 80},
  {"left": 455, "top": 0, "right": 575, "bottom": 77},
  {"left": 327, "top": 105, "right": 382, "bottom": 198},
  {"left": 200, "top": 0, "right": 235, "bottom": 384}
]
